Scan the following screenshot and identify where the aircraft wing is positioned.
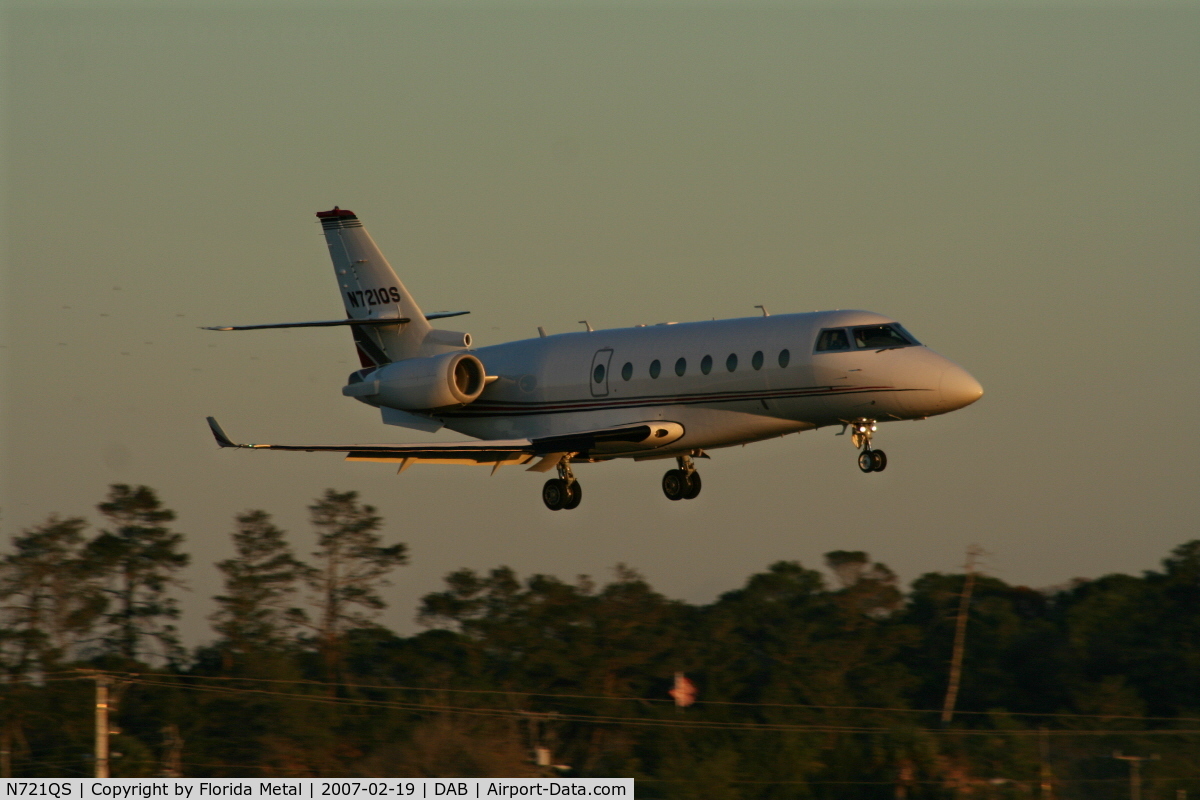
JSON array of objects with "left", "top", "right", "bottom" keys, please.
[{"left": 205, "top": 417, "right": 684, "bottom": 470}]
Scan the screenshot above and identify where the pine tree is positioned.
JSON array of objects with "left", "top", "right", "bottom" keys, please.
[
  {"left": 0, "top": 516, "right": 103, "bottom": 676},
  {"left": 85, "top": 485, "right": 189, "bottom": 664},
  {"left": 304, "top": 489, "right": 407, "bottom": 683},
  {"left": 211, "top": 510, "right": 307, "bottom": 669}
]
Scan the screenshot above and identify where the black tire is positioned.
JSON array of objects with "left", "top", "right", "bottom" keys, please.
[
  {"left": 871, "top": 450, "right": 887, "bottom": 472},
  {"left": 542, "top": 478, "right": 567, "bottom": 510},
  {"left": 662, "top": 469, "right": 686, "bottom": 500},
  {"left": 683, "top": 471, "right": 702, "bottom": 499},
  {"left": 858, "top": 451, "right": 876, "bottom": 473},
  {"left": 563, "top": 480, "right": 583, "bottom": 509}
]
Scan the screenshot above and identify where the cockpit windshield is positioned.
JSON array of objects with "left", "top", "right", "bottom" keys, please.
[
  {"left": 815, "top": 324, "right": 920, "bottom": 353},
  {"left": 851, "top": 324, "right": 919, "bottom": 349}
]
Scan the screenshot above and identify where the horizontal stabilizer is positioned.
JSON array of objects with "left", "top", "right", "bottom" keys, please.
[
  {"left": 202, "top": 318, "right": 410, "bottom": 332},
  {"left": 201, "top": 311, "right": 467, "bottom": 332}
]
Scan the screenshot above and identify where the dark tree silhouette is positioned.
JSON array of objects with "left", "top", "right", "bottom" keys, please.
[
  {"left": 0, "top": 515, "right": 103, "bottom": 676},
  {"left": 86, "top": 484, "right": 188, "bottom": 663},
  {"left": 304, "top": 489, "right": 407, "bottom": 683},
  {"left": 211, "top": 509, "right": 307, "bottom": 670}
]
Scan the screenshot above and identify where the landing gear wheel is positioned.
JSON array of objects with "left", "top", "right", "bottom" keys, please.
[
  {"left": 858, "top": 451, "right": 876, "bottom": 473},
  {"left": 870, "top": 450, "right": 887, "bottom": 472},
  {"left": 683, "top": 471, "right": 702, "bottom": 499},
  {"left": 662, "top": 469, "right": 687, "bottom": 501},
  {"left": 563, "top": 480, "right": 583, "bottom": 509},
  {"left": 543, "top": 478, "right": 568, "bottom": 510}
]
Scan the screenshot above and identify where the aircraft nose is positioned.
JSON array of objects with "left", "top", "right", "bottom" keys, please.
[{"left": 939, "top": 363, "right": 984, "bottom": 411}]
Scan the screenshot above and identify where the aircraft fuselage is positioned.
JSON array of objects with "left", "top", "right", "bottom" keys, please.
[{"left": 435, "top": 309, "right": 981, "bottom": 457}]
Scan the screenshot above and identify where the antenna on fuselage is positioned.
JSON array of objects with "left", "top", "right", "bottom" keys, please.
[
  {"left": 754, "top": 305, "right": 770, "bottom": 317},
  {"left": 537, "top": 326, "right": 547, "bottom": 338},
  {"left": 579, "top": 321, "right": 593, "bottom": 332}
]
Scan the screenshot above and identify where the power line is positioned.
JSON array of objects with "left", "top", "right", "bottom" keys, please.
[
  {"left": 109, "top": 675, "right": 1200, "bottom": 738},
  {"left": 52, "top": 670, "right": 1200, "bottom": 725}
]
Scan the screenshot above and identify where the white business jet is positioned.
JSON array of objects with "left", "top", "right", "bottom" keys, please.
[{"left": 206, "top": 207, "right": 983, "bottom": 510}]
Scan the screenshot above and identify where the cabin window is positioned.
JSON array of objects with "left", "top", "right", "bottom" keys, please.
[
  {"left": 593, "top": 364, "right": 606, "bottom": 384},
  {"left": 852, "top": 324, "right": 918, "bottom": 350},
  {"left": 778, "top": 349, "right": 790, "bottom": 368},
  {"left": 675, "top": 357, "right": 687, "bottom": 377},
  {"left": 752, "top": 351, "right": 764, "bottom": 370},
  {"left": 726, "top": 353, "right": 738, "bottom": 372},
  {"left": 815, "top": 328, "right": 850, "bottom": 352},
  {"left": 701, "top": 355, "right": 713, "bottom": 374},
  {"left": 621, "top": 362, "right": 633, "bottom": 381},
  {"left": 649, "top": 359, "right": 661, "bottom": 379}
]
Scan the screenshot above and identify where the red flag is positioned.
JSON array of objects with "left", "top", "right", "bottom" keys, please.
[{"left": 669, "top": 672, "right": 696, "bottom": 708}]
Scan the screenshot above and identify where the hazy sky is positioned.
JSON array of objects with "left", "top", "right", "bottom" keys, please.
[{"left": 3, "top": 0, "right": 1198, "bottom": 645}]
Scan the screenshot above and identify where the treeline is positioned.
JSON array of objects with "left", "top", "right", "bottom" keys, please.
[{"left": 1, "top": 485, "right": 1198, "bottom": 797}]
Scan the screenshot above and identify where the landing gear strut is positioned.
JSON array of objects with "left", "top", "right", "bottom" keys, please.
[
  {"left": 663, "top": 454, "right": 702, "bottom": 501},
  {"left": 543, "top": 455, "right": 583, "bottom": 510},
  {"left": 849, "top": 419, "right": 887, "bottom": 473}
]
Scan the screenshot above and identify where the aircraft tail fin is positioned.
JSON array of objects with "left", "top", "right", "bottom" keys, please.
[{"left": 318, "top": 207, "right": 433, "bottom": 366}]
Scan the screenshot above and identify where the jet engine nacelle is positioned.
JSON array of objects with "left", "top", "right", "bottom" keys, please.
[{"left": 343, "top": 351, "right": 488, "bottom": 410}]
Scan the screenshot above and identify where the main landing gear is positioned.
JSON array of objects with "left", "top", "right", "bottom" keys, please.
[
  {"left": 850, "top": 419, "right": 888, "bottom": 473},
  {"left": 543, "top": 456, "right": 583, "bottom": 511},
  {"left": 662, "top": 455, "right": 702, "bottom": 501}
]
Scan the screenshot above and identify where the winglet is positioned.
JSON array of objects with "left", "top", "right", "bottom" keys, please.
[{"left": 206, "top": 416, "right": 238, "bottom": 448}]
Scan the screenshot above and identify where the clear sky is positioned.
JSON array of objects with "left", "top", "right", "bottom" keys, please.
[{"left": 3, "top": 0, "right": 1198, "bottom": 645}]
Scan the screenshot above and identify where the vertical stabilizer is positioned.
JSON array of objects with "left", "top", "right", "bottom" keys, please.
[{"left": 318, "top": 207, "right": 433, "bottom": 365}]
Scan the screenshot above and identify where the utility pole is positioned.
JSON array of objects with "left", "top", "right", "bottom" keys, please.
[
  {"left": 94, "top": 674, "right": 110, "bottom": 778},
  {"left": 160, "top": 724, "right": 184, "bottom": 778},
  {"left": 1, "top": 723, "right": 10, "bottom": 779},
  {"left": 895, "top": 760, "right": 913, "bottom": 800},
  {"left": 79, "top": 671, "right": 116, "bottom": 778},
  {"left": 1113, "top": 751, "right": 1158, "bottom": 800},
  {"left": 941, "top": 545, "right": 983, "bottom": 724},
  {"left": 1038, "top": 726, "right": 1054, "bottom": 800}
]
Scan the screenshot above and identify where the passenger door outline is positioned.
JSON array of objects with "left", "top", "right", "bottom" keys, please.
[{"left": 590, "top": 348, "right": 614, "bottom": 397}]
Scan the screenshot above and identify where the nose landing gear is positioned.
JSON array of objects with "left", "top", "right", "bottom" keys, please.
[
  {"left": 543, "top": 455, "right": 583, "bottom": 510},
  {"left": 663, "top": 454, "right": 702, "bottom": 500},
  {"left": 849, "top": 419, "right": 887, "bottom": 473}
]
